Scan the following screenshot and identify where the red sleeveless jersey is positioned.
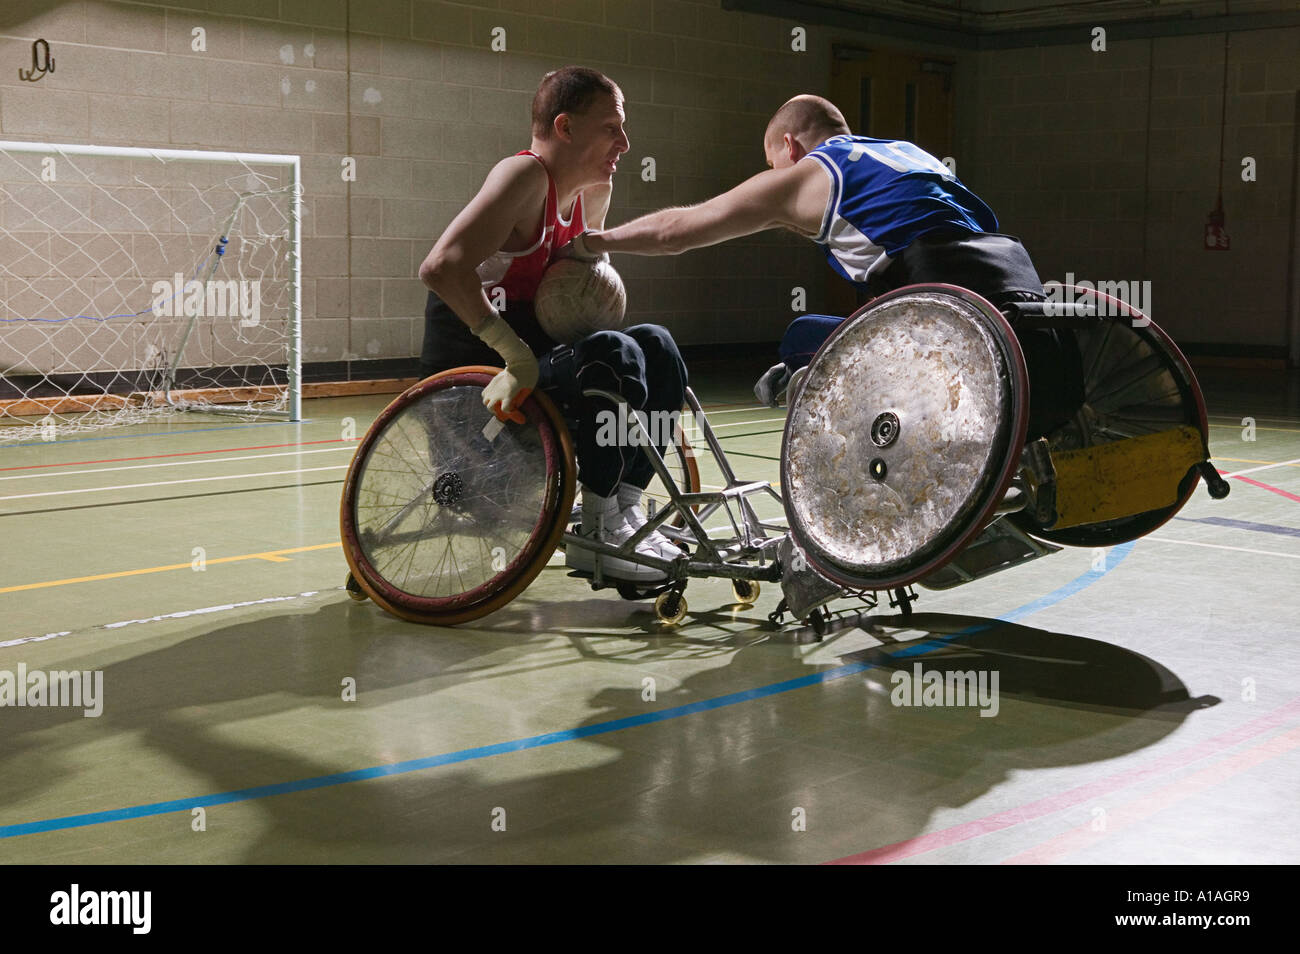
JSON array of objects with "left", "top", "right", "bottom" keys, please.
[{"left": 475, "top": 150, "right": 588, "bottom": 303}]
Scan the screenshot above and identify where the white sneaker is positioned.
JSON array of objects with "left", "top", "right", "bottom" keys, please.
[
  {"left": 616, "top": 483, "right": 683, "bottom": 561},
  {"left": 566, "top": 490, "right": 669, "bottom": 583}
]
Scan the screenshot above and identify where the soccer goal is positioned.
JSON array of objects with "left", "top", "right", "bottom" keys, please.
[{"left": 0, "top": 140, "right": 302, "bottom": 443}]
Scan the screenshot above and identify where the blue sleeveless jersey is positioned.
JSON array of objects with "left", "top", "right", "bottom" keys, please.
[{"left": 806, "top": 135, "right": 998, "bottom": 286}]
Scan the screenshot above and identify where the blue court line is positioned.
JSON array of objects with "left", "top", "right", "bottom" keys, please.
[
  {"left": 0, "top": 541, "right": 1135, "bottom": 839},
  {"left": 1174, "top": 516, "right": 1300, "bottom": 540}
]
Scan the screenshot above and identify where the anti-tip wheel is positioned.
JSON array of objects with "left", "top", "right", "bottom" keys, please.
[
  {"left": 732, "top": 580, "right": 760, "bottom": 605},
  {"left": 345, "top": 572, "right": 368, "bottom": 602},
  {"left": 654, "top": 590, "right": 688, "bottom": 625}
]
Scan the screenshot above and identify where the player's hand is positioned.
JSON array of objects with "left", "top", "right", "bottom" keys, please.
[
  {"left": 555, "top": 230, "right": 607, "bottom": 263},
  {"left": 472, "top": 313, "right": 540, "bottom": 424},
  {"left": 754, "top": 363, "right": 792, "bottom": 407},
  {"left": 482, "top": 363, "right": 538, "bottom": 424}
]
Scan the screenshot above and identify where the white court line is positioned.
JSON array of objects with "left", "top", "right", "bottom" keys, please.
[
  {"left": 0, "top": 589, "right": 328, "bottom": 648},
  {"left": 1142, "top": 535, "right": 1300, "bottom": 560},
  {"left": 1209, "top": 414, "right": 1300, "bottom": 425},
  {"left": 678, "top": 417, "right": 785, "bottom": 441},
  {"left": 691, "top": 404, "right": 773, "bottom": 416},
  {"left": 0, "top": 465, "right": 348, "bottom": 501},
  {"left": 0, "top": 446, "right": 355, "bottom": 482},
  {"left": 1221, "top": 457, "right": 1300, "bottom": 479}
]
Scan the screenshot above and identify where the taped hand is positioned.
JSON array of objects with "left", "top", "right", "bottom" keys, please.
[{"left": 473, "top": 313, "right": 539, "bottom": 424}]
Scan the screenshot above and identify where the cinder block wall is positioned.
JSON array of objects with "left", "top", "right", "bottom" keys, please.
[
  {"left": 968, "top": 29, "right": 1299, "bottom": 352},
  {"left": 0, "top": 0, "right": 851, "bottom": 370},
  {"left": 1, "top": 1, "right": 1295, "bottom": 367}
]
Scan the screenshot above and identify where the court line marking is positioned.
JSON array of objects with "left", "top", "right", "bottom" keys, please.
[
  {"left": 1216, "top": 457, "right": 1300, "bottom": 475},
  {"left": 0, "top": 544, "right": 341, "bottom": 595},
  {"left": 1, "top": 419, "right": 301, "bottom": 449},
  {"left": 1229, "top": 473, "right": 1300, "bottom": 503},
  {"left": 1000, "top": 724, "right": 1300, "bottom": 864},
  {"left": 1219, "top": 456, "right": 1300, "bottom": 478},
  {"left": 0, "top": 589, "right": 330, "bottom": 649},
  {"left": 1208, "top": 414, "right": 1300, "bottom": 425},
  {"left": 1174, "top": 515, "right": 1300, "bottom": 539},
  {"left": 1139, "top": 535, "right": 1300, "bottom": 560},
  {"left": 0, "top": 446, "right": 355, "bottom": 482},
  {"left": 1207, "top": 423, "right": 1300, "bottom": 434},
  {"left": 0, "top": 465, "right": 348, "bottom": 501},
  {"left": 827, "top": 694, "right": 1300, "bottom": 865},
  {"left": 0, "top": 544, "right": 1136, "bottom": 839},
  {"left": 0, "top": 438, "right": 357, "bottom": 474}
]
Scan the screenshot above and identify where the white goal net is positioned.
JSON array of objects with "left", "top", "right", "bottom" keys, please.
[{"left": 0, "top": 141, "right": 301, "bottom": 443}]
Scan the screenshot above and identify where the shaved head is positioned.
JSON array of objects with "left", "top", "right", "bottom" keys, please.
[{"left": 764, "top": 95, "right": 851, "bottom": 152}]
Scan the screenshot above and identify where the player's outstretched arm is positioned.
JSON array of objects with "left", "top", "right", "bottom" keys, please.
[{"left": 585, "top": 160, "right": 827, "bottom": 256}]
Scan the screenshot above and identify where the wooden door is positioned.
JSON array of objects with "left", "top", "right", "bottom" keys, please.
[{"left": 824, "top": 46, "right": 955, "bottom": 317}]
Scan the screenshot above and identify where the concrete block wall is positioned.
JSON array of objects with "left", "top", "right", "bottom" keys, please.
[
  {"left": 968, "top": 27, "right": 1299, "bottom": 350},
  {"left": 0, "top": 0, "right": 858, "bottom": 373},
  {"left": 1, "top": 1, "right": 1295, "bottom": 369}
]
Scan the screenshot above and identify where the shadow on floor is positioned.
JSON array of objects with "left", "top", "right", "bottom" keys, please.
[{"left": 0, "top": 595, "right": 1216, "bottom": 863}]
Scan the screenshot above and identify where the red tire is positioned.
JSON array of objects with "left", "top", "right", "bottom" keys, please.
[{"left": 340, "top": 366, "right": 576, "bottom": 626}]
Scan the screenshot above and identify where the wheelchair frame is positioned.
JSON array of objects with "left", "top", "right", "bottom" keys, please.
[{"left": 341, "top": 283, "right": 1229, "bottom": 630}]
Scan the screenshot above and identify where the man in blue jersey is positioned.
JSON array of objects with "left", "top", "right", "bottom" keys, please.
[{"left": 566, "top": 94, "right": 1081, "bottom": 440}]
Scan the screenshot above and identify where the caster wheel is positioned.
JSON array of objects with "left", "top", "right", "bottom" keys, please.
[
  {"left": 654, "top": 590, "right": 688, "bottom": 625},
  {"left": 732, "top": 580, "right": 760, "bottom": 605},
  {"left": 345, "top": 572, "right": 368, "bottom": 602}
]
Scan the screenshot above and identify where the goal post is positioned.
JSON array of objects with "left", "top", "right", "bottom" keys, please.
[{"left": 0, "top": 140, "right": 302, "bottom": 442}]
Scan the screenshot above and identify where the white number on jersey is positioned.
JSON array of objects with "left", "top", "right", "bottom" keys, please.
[{"left": 848, "top": 141, "right": 953, "bottom": 178}]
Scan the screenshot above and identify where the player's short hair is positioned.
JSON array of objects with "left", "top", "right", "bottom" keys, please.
[
  {"left": 765, "top": 95, "right": 851, "bottom": 151},
  {"left": 532, "top": 66, "right": 622, "bottom": 139}
]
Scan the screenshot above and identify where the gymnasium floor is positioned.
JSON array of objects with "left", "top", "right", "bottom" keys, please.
[{"left": 1, "top": 361, "right": 1297, "bottom": 864}]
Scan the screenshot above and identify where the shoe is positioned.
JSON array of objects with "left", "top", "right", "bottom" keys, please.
[
  {"left": 616, "top": 482, "right": 682, "bottom": 561},
  {"left": 566, "top": 490, "right": 669, "bottom": 583},
  {"left": 754, "top": 363, "right": 791, "bottom": 407}
]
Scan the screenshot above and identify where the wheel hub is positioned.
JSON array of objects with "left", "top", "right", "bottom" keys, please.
[{"left": 432, "top": 472, "right": 464, "bottom": 505}]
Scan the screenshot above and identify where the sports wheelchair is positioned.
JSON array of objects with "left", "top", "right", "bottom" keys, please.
[{"left": 340, "top": 284, "right": 1229, "bottom": 630}]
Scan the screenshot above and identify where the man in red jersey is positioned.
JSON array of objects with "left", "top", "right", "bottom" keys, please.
[{"left": 419, "top": 67, "right": 685, "bottom": 583}]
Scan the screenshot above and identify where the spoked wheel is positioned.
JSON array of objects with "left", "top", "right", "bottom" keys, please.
[
  {"left": 340, "top": 366, "right": 576, "bottom": 626},
  {"left": 782, "top": 285, "right": 1029, "bottom": 591},
  {"left": 1010, "top": 287, "right": 1210, "bottom": 547}
]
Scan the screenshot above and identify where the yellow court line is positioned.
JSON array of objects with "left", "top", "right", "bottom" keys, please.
[{"left": 0, "top": 543, "right": 341, "bottom": 594}]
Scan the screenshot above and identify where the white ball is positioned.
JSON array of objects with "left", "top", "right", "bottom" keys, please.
[{"left": 533, "top": 258, "right": 627, "bottom": 344}]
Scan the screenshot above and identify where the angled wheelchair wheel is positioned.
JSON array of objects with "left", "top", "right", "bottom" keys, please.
[
  {"left": 1009, "top": 287, "right": 1210, "bottom": 547},
  {"left": 782, "top": 285, "right": 1029, "bottom": 591},
  {"left": 340, "top": 366, "right": 576, "bottom": 626}
]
